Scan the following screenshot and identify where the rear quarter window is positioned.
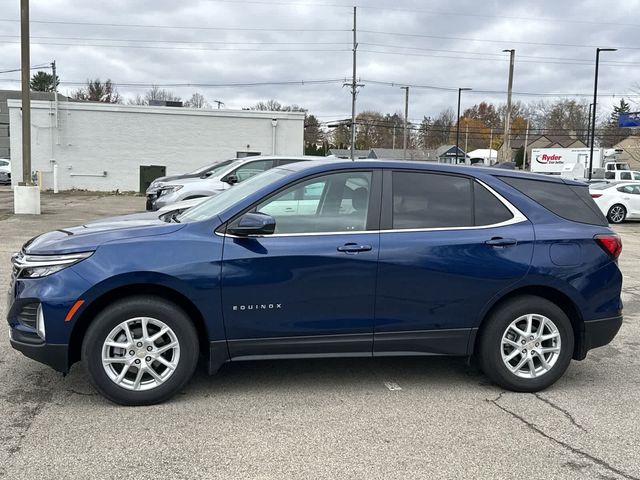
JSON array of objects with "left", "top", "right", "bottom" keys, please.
[{"left": 499, "top": 176, "right": 607, "bottom": 226}]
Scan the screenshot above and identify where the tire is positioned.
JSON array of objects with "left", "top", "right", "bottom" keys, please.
[
  {"left": 478, "top": 295, "right": 574, "bottom": 392},
  {"left": 82, "top": 296, "right": 199, "bottom": 406},
  {"left": 607, "top": 204, "right": 627, "bottom": 224}
]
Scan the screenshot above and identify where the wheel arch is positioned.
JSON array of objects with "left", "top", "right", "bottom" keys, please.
[
  {"left": 473, "top": 285, "right": 586, "bottom": 360},
  {"left": 68, "top": 283, "right": 210, "bottom": 367}
]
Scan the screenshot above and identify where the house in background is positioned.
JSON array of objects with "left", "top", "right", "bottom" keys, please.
[
  {"left": 500, "top": 134, "right": 586, "bottom": 162},
  {"left": 613, "top": 135, "right": 640, "bottom": 170},
  {"left": 467, "top": 148, "right": 499, "bottom": 165},
  {"left": 434, "top": 145, "right": 468, "bottom": 164}
]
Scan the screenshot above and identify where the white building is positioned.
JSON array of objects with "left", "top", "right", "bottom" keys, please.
[{"left": 8, "top": 99, "right": 305, "bottom": 191}]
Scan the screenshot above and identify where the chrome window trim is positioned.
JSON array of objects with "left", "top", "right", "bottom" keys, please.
[{"left": 220, "top": 178, "right": 528, "bottom": 239}]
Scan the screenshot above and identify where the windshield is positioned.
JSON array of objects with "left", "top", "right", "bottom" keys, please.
[
  {"left": 177, "top": 168, "right": 291, "bottom": 222},
  {"left": 189, "top": 159, "right": 234, "bottom": 175}
]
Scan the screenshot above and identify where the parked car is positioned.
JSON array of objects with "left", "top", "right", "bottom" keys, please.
[
  {"left": 590, "top": 181, "right": 640, "bottom": 223},
  {"left": 145, "top": 159, "right": 235, "bottom": 210},
  {"left": 146, "top": 156, "right": 319, "bottom": 211},
  {"left": 8, "top": 161, "right": 623, "bottom": 405},
  {"left": 0, "top": 158, "right": 11, "bottom": 184}
]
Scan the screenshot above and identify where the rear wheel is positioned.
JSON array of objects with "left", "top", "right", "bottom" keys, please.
[
  {"left": 478, "top": 295, "right": 574, "bottom": 392},
  {"left": 607, "top": 204, "right": 627, "bottom": 224},
  {"left": 82, "top": 296, "right": 199, "bottom": 405}
]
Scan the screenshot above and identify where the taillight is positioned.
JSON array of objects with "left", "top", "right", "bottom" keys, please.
[
  {"left": 594, "top": 234, "right": 622, "bottom": 260},
  {"left": 591, "top": 193, "right": 603, "bottom": 198}
]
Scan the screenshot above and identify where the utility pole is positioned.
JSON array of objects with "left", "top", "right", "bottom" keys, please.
[
  {"left": 586, "top": 103, "right": 593, "bottom": 147},
  {"left": 502, "top": 49, "right": 515, "bottom": 162},
  {"left": 392, "top": 124, "right": 396, "bottom": 150},
  {"left": 523, "top": 119, "right": 530, "bottom": 170},
  {"left": 401, "top": 86, "right": 409, "bottom": 160},
  {"left": 589, "top": 48, "right": 617, "bottom": 180},
  {"left": 20, "top": 0, "right": 32, "bottom": 186},
  {"left": 464, "top": 123, "right": 469, "bottom": 163},
  {"left": 349, "top": 6, "right": 358, "bottom": 161},
  {"left": 213, "top": 100, "right": 224, "bottom": 109},
  {"left": 51, "top": 60, "right": 59, "bottom": 131},
  {"left": 456, "top": 87, "right": 471, "bottom": 164},
  {"left": 489, "top": 129, "right": 493, "bottom": 165}
]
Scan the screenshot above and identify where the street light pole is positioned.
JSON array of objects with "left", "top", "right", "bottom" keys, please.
[
  {"left": 401, "top": 86, "right": 409, "bottom": 160},
  {"left": 502, "top": 49, "right": 515, "bottom": 163},
  {"left": 456, "top": 87, "right": 471, "bottom": 164},
  {"left": 589, "top": 47, "right": 617, "bottom": 180}
]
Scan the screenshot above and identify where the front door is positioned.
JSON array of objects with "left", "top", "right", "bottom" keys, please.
[
  {"left": 374, "top": 170, "right": 534, "bottom": 356},
  {"left": 221, "top": 170, "right": 381, "bottom": 358}
]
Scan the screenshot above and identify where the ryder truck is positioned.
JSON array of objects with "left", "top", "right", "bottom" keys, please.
[{"left": 530, "top": 148, "right": 628, "bottom": 179}]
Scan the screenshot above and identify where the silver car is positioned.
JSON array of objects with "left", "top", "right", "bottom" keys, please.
[{"left": 146, "top": 156, "right": 320, "bottom": 211}]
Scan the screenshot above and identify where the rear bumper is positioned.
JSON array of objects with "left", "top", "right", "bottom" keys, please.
[
  {"left": 10, "top": 330, "right": 69, "bottom": 373},
  {"left": 575, "top": 315, "right": 623, "bottom": 360}
]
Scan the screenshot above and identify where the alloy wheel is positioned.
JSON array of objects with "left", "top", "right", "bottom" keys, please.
[
  {"left": 609, "top": 205, "right": 625, "bottom": 223},
  {"left": 101, "top": 317, "right": 180, "bottom": 391},
  {"left": 500, "top": 313, "right": 561, "bottom": 379}
]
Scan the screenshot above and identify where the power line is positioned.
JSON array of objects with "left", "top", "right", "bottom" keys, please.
[
  {"left": 0, "top": 41, "right": 350, "bottom": 53},
  {"left": 2, "top": 34, "right": 637, "bottom": 67},
  {"left": 358, "top": 49, "right": 638, "bottom": 67},
  {"left": 201, "top": 1, "right": 640, "bottom": 30},
  {"left": 0, "top": 74, "right": 637, "bottom": 99},
  {"left": 359, "top": 29, "right": 637, "bottom": 50},
  {"left": 360, "top": 79, "right": 640, "bottom": 98},
  {"left": 0, "top": 34, "right": 350, "bottom": 46},
  {"left": 0, "top": 63, "right": 50, "bottom": 74},
  {"left": 0, "top": 18, "right": 349, "bottom": 32}
]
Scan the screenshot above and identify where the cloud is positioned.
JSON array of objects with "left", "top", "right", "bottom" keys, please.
[{"left": 1, "top": 0, "right": 638, "bottom": 124}]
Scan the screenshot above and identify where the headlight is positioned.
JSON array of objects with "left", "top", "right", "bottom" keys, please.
[
  {"left": 11, "top": 251, "right": 93, "bottom": 278},
  {"left": 158, "top": 185, "right": 183, "bottom": 196}
]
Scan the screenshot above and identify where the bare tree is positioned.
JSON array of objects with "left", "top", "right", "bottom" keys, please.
[
  {"left": 144, "top": 85, "right": 181, "bottom": 103},
  {"left": 184, "top": 92, "right": 209, "bottom": 109},
  {"left": 252, "top": 99, "right": 306, "bottom": 112},
  {"left": 73, "top": 79, "right": 121, "bottom": 103}
]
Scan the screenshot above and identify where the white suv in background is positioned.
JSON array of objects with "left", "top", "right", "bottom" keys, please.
[
  {"left": 0, "top": 159, "right": 10, "bottom": 184},
  {"left": 146, "top": 156, "right": 325, "bottom": 211}
]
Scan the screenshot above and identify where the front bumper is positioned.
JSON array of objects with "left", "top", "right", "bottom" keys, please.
[
  {"left": 575, "top": 315, "right": 623, "bottom": 360},
  {"left": 10, "top": 330, "right": 69, "bottom": 373}
]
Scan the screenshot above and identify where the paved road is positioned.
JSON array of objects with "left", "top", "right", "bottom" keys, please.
[{"left": 0, "top": 193, "right": 639, "bottom": 479}]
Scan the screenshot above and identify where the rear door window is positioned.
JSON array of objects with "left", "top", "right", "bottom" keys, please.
[{"left": 392, "top": 172, "right": 473, "bottom": 229}]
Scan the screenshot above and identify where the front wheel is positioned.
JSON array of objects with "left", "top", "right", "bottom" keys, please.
[
  {"left": 607, "top": 204, "right": 627, "bottom": 224},
  {"left": 82, "top": 296, "right": 199, "bottom": 405},
  {"left": 478, "top": 295, "right": 574, "bottom": 392}
]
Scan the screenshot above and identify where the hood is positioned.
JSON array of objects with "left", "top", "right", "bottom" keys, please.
[
  {"left": 151, "top": 172, "right": 203, "bottom": 186},
  {"left": 24, "top": 216, "right": 185, "bottom": 255}
]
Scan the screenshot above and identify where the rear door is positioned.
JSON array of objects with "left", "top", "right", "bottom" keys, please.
[{"left": 374, "top": 170, "right": 534, "bottom": 356}]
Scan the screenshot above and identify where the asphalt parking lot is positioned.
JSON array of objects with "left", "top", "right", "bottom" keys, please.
[{"left": 0, "top": 186, "right": 639, "bottom": 479}]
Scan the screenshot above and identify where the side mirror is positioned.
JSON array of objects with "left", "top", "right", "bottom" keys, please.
[
  {"left": 224, "top": 174, "right": 239, "bottom": 185},
  {"left": 227, "top": 212, "right": 276, "bottom": 236}
]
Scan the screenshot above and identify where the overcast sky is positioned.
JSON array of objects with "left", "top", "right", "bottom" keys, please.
[{"left": 1, "top": 0, "right": 639, "bottom": 125}]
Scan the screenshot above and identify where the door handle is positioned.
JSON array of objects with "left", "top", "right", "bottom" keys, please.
[
  {"left": 485, "top": 237, "right": 517, "bottom": 247},
  {"left": 337, "top": 243, "right": 373, "bottom": 253}
]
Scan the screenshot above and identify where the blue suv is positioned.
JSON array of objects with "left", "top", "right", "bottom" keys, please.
[{"left": 8, "top": 160, "right": 623, "bottom": 405}]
